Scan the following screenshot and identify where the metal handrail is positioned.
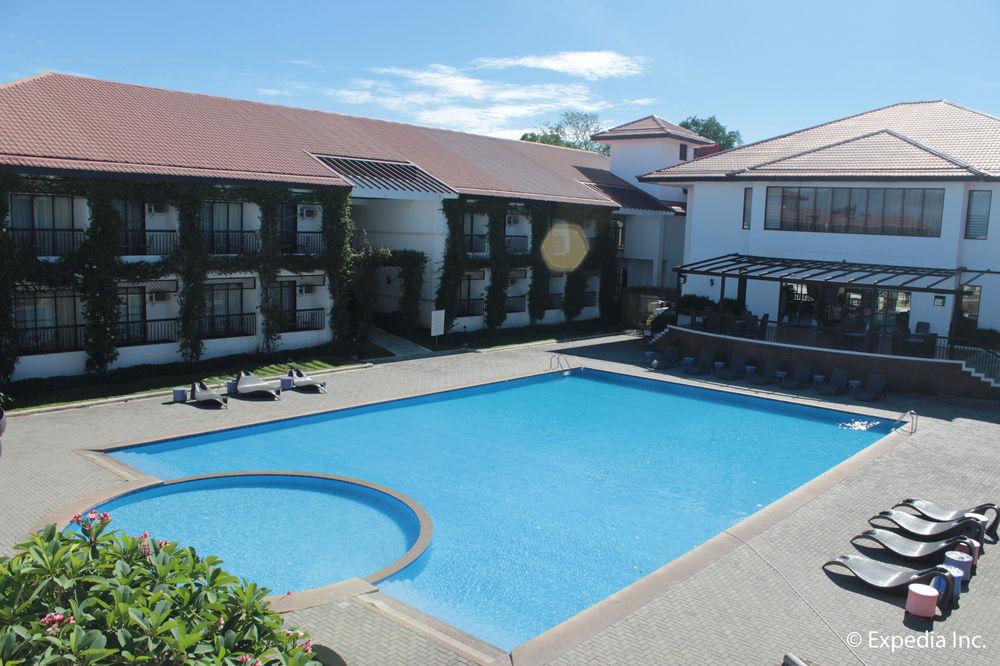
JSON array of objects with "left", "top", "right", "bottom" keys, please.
[
  {"left": 948, "top": 337, "right": 1000, "bottom": 382},
  {"left": 891, "top": 409, "right": 918, "bottom": 435}
]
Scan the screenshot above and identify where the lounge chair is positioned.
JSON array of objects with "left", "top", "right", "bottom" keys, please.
[
  {"left": 748, "top": 359, "right": 780, "bottom": 385},
  {"left": 780, "top": 363, "right": 812, "bottom": 390},
  {"left": 190, "top": 381, "right": 227, "bottom": 408},
  {"left": 682, "top": 350, "right": 715, "bottom": 375},
  {"left": 236, "top": 370, "right": 281, "bottom": 400},
  {"left": 869, "top": 509, "right": 985, "bottom": 542},
  {"left": 289, "top": 368, "right": 327, "bottom": 392},
  {"left": 851, "top": 528, "right": 979, "bottom": 563},
  {"left": 817, "top": 368, "right": 849, "bottom": 396},
  {"left": 717, "top": 354, "right": 747, "bottom": 380},
  {"left": 894, "top": 498, "right": 998, "bottom": 540},
  {"left": 655, "top": 346, "right": 680, "bottom": 369},
  {"left": 855, "top": 373, "right": 886, "bottom": 402},
  {"left": 822, "top": 554, "right": 956, "bottom": 611}
]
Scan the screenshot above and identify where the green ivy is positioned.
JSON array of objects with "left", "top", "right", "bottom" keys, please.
[
  {"left": 0, "top": 175, "right": 19, "bottom": 383},
  {"left": 434, "top": 199, "right": 468, "bottom": 332},
  {"left": 526, "top": 202, "right": 554, "bottom": 323},
  {"left": 383, "top": 249, "right": 427, "bottom": 335},
  {"left": 483, "top": 201, "right": 510, "bottom": 330},
  {"left": 316, "top": 189, "right": 354, "bottom": 340},
  {"left": 592, "top": 210, "right": 620, "bottom": 321},
  {"left": 173, "top": 185, "right": 212, "bottom": 363}
]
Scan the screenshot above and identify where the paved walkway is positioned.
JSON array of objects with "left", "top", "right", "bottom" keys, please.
[
  {"left": 369, "top": 327, "right": 433, "bottom": 358},
  {"left": 2, "top": 335, "right": 999, "bottom": 665}
]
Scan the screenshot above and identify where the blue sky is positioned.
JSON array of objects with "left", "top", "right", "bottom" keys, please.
[{"left": 3, "top": 1, "right": 999, "bottom": 143}]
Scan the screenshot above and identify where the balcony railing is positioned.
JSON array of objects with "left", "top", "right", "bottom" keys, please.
[
  {"left": 295, "top": 231, "right": 325, "bottom": 255},
  {"left": 203, "top": 230, "right": 259, "bottom": 254},
  {"left": 119, "top": 230, "right": 179, "bottom": 256},
  {"left": 505, "top": 295, "right": 527, "bottom": 313},
  {"left": 11, "top": 229, "right": 85, "bottom": 257},
  {"left": 199, "top": 312, "right": 257, "bottom": 339},
  {"left": 464, "top": 234, "right": 488, "bottom": 254},
  {"left": 456, "top": 299, "right": 485, "bottom": 317},
  {"left": 277, "top": 308, "right": 325, "bottom": 332},
  {"left": 115, "top": 318, "right": 179, "bottom": 347},
  {"left": 17, "top": 324, "right": 86, "bottom": 355},
  {"left": 504, "top": 235, "right": 529, "bottom": 254},
  {"left": 546, "top": 293, "right": 563, "bottom": 310}
]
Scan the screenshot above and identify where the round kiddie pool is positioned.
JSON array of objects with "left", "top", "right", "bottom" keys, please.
[{"left": 82, "top": 472, "right": 431, "bottom": 594}]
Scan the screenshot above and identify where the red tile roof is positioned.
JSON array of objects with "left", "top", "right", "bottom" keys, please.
[
  {"left": 591, "top": 115, "right": 713, "bottom": 144},
  {"left": 0, "top": 73, "right": 641, "bottom": 207},
  {"left": 580, "top": 182, "right": 672, "bottom": 213},
  {"left": 643, "top": 101, "right": 1000, "bottom": 181}
]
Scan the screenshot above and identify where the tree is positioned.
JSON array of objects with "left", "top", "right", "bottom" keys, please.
[
  {"left": 521, "top": 111, "right": 610, "bottom": 155},
  {"left": 679, "top": 115, "right": 743, "bottom": 150}
]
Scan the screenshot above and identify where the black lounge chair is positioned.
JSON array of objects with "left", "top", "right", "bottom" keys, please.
[
  {"left": 817, "top": 368, "right": 849, "bottom": 396},
  {"left": 289, "top": 368, "right": 327, "bottom": 392},
  {"left": 717, "top": 354, "right": 747, "bottom": 380},
  {"left": 894, "top": 498, "right": 998, "bottom": 539},
  {"left": 748, "top": 359, "right": 780, "bottom": 385},
  {"left": 822, "top": 554, "right": 956, "bottom": 610},
  {"left": 655, "top": 346, "right": 680, "bottom": 369},
  {"left": 869, "top": 510, "right": 985, "bottom": 542},
  {"left": 236, "top": 370, "right": 281, "bottom": 400},
  {"left": 855, "top": 373, "right": 886, "bottom": 402},
  {"left": 780, "top": 362, "right": 812, "bottom": 390},
  {"left": 852, "top": 529, "right": 979, "bottom": 563},
  {"left": 682, "top": 350, "right": 715, "bottom": 375},
  {"left": 190, "top": 381, "right": 227, "bottom": 408}
]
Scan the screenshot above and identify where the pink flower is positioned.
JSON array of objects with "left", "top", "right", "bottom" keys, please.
[
  {"left": 140, "top": 541, "right": 152, "bottom": 557},
  {"left": 99, "top": 512, "right": 111, "bottom": 522},
  {"left": 238, "top": 657, "right": 251, "bottom": 664},
  {"left": 217, "top": 617, "right": 225, "bottom": 630},
  {"left": 46, "top": 625, "right": 60, "bottom": 635},
  {"left": 253, "top": 661, "right": 262, "bottom": 666},
  {"left": 301, "top": 639, "right": 314, "bottom": 653},
  {"left": 87, "top": 510, "right": 99, "bottom": 521},
  {"left": 141, "top": 530, "right": 149, "bottom": 539},
  {"left": 70, "top": 513, "right": 83, "bottom": 524},
  {"left": 158, "top": 539, "right": 169, "bottom": 548}
]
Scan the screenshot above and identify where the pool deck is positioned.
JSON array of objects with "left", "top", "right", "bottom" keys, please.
[{"left": 2, "top": 334, "right": 999, "bottom": 665}]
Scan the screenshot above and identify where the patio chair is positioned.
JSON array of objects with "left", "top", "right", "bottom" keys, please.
[
  {"left": 869, "top": 509, "right": 986, "bottom": 543},
  {"left": 289, "top": 368, "right": 327, "bottom": 393},
  {"left": 236, "top": 370, "right": 281, "bottom": 400},
  {"left": 817, "top": 368, "right": 849, "bottom": 396},
  {"left": 717, "top": 354, "right": 747, "bottom": 380},
  {"left": 748, "top": 359, "right": 780, "bottom": 385},
  {"left": 682, "top": 350, "right": 715, "bottom": 375},
  {"left": 822, "top": 554, "right": 956, "bottom": 611},
  {"left": 780, "top": 363, "right": 812, "bottom": 390},
  {"left": 855, "top": 373, "right": 886, "bottom": 402},
  {"left": 851, "top": 528, "right": 979, "bottom": 563},
  {"left": 894, "top": 498, "right": 998, "bottom": 540},
  {"left": 656, "top": 346, "right": 680, "bottom": 369},
  {"left": 190, "top": 381, "right": 227, "bottom": 408}
]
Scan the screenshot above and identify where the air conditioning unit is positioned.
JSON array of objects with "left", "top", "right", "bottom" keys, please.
[
  {"left": 299, "top": 205, "right": 318, "bottom": 219},
  {"left": 298, "top": 285, "right": 316, "bottom": 295},
  {"left": 506, "top": 214, "right": 518, "bottom": 225},
  {"left": 148, "top": 291, "right": 170, "bottom": 303},
  {"left": 147, "top": 203, "right": 167, "bottom": 215}
]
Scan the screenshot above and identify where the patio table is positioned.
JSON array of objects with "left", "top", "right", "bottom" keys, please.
[{"left": 848, "top": 379, "right": 862, "bottom": 393}]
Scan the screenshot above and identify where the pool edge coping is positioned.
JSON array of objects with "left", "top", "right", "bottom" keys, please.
[{"left": 29, "top": 471, "right": 434, "bottom": 614}]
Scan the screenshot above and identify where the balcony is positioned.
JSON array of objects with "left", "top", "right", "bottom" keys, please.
[
  {"left": 464, "top": 234, "right": 488, "bottom": 254},
  {"left": 119, "top": 230, "right": 179, "bottom": 256},
  {"left": 546, "top": 293, "right": 563, "bottom": 310},
  {"left": 505, "top": 295, "right": 527, "bottom": 313},
  {"left": 11, "top": 229, "right": 84, "bottom": 257},
  {"left": 17, "top": 324, "right": 86, "bottom": 355},
  {"left": 288, "top": 231, "right": 325, "bottom": 255},
  {"left": 199, "top": 312, "right": 257, "bottom": 339},
  {"left": 504, "top": 235, "right": 529, "bottom": 254},
  {"left": 456, "top": 299, "right": 485, "bottom": 317},
  {"left": 115, "top": 318, "right": 179, "bottom": 347},
  {"left": 277, "top": 308, "right": 325, "bottom": 333},
  {"left": 203, "top": 230, "right": 259, "bottom": 254}
]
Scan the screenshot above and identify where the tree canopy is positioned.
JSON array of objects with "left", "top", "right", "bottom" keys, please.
[
  {"left": 679, "top": 115, "right": 743, "bottom": 150},
  {"left": 521, "top": 111, "right": 609, "bottom": 156}
]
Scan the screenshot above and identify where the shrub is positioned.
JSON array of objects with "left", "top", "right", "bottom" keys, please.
[
  {"left": 0, "top": 515, "right": 318, "bottom": 664},
  {"left": 678, "top": 294, "right": 715, "bottom": 311}
]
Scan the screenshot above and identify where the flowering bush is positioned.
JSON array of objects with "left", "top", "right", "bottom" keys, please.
[{"left": 0, "top": 515, "right": 319, "bottom": 664}]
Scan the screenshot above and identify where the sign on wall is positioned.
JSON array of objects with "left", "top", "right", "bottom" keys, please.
[{"left": 430, "top": 309, "right": 446, "bottom": 337}]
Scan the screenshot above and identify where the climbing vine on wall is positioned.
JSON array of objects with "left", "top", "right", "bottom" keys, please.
[
  {"left": 77, "top": 186, "right": 125, "bottom": 373},
  {"left": 590, "top": 209, "right": 619, "bottom": 321},
  {"left": 0, "top": 174, "right": 20, "bottom": 383},
  {"left": 483, "top": 201, "right": 511, "bottom": 330},
  {"left": 434, "top": 198, "right": 468, "bottom": 333},
  {"left": 316, "top": 189, "right": 354, "bottom": 341},
  {"left": 526, "top": 202, "right": 554, "bottom": 324}
]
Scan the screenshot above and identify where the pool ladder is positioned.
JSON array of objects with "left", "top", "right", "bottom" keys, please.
[
  {"left": 548, "top": 354, "right": 577, "bottom": 373},
  {"left": 891, "top": 409, "right": 918, "bottom": 435}
]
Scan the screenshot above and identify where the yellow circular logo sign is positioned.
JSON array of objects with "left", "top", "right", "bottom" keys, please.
[{"left": 540, "top": 223, "right": 589, "bottom": 273}]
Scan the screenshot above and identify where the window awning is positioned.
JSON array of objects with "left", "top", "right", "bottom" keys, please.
[
  {"left": 312, "top": 154, "right": 456, "bottom": 195},
  {"left": 675, "top": 254, "right": 998, "bottom": 294}
]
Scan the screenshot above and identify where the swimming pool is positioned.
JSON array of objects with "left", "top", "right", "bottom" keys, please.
[{"left": 109, "top": 368, "right": 891, "bottom": 650}]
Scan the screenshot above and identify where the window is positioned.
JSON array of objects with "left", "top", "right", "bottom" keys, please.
[
  {"left": 114, "top": 200, "right": 146, "bottom": 254},
  {"left": 205, "top": 283, "right": 244, "bottom": 317},
  {"left": 679, "top": 144, "right": 688, "bottom": 160},
  {"left": 960, "top": 285, "right": 982, "bottom": 324},
  {"left": 9, "top": 194, "right": 80, "bottom": 255},
  {"left": 117, "top": 287, "right": 146, "bottom": 344},
  {"left": 741, "top": 188, "right": 752, "bottom": 230},
  {"left": 201, "top": 201, "right": 247, "bottom": 253},
  {"left": 14, "top": 289, "right": 81, "bottom": 352},
  {"left": 965, "top": 190, "right": 991, "bottom": 240},
  {"left": 763, "top": 187, "right": 943, "bottom": 237}
]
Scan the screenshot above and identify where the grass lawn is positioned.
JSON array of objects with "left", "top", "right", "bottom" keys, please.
[
  {"left": 6, "top": 341, "right": 389, "bottom": 411},
  {"left": 381, "top": 316, "right": 628, "bottom": 352}
]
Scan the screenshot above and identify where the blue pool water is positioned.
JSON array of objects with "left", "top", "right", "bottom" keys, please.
[
  {"left": 93, "top": 475, "right": 419, "bottom": 592},
  {"left": 111, "top": 369, "right": 889, "bottom": 649}
]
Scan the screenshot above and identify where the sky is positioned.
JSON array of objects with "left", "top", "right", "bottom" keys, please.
[{"left": 3, "top": 1, "right": 1000, "bottom": 143}]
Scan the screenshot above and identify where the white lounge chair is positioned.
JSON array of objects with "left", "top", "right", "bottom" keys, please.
[
  {"left": 236, "top": 370, "right": 281, "bottom": 399},
  {"left": 288, "top": 368, "right": 326, "bottom": 392},
  {"left": 190, "top": 381, "right": 228, "bottom": 408}
]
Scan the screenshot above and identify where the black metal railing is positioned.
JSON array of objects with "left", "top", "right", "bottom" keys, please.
[
  {"left": 295, "top": 231, "right": 324, "bottom": 255},
  {"left": 464, "top": 235, "right": 488, "bottom": 254},
  {"left": 199, "top": 312, "right": 256, "bottom": 339},
  {"left": 546, "top": 293, "right": 563, "bottom": 310},
  {"left": 456, "top": 299, "right": 484, "bottom": 317},
  {"left": 11, "top": 229, "right": 85, "bottom": 257},
  {"left": 505, "top": 295, "right": 527, "bottom": 313},
  {"left": 950, "top": 338, "right": 1000, "bottom": 383},
  {"left": 119, "top": 230, "right": 179, "bottom": 256},
  {"left": 277, "top": 308, "right": 325, "bottom": 332},
  {"left": 504, "top": 235, "right": 529, "bottom": 254},
  {"left": 115, "top": 318, "right": 179, "bottom": 347},
  {"left": 203, "top": 230, "right": 259, "bottom": 254},
  {"left": 17, "top": 324, "right": 86, "bottom": 355}
]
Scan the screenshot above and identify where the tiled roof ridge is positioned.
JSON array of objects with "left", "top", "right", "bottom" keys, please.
[{"left": 5, "top": 72, "right": 608, "bottom": 161}]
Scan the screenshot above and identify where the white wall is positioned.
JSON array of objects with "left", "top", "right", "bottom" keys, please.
[{"left": 608, "top": 137, "right": 690, "bottom": 201}]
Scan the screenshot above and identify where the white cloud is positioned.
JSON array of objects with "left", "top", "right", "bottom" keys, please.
[
  {"left": 279, "top": 58, "right": 324, "bottom": 70},
  {"left": 257, "top": 87, "right": 292, "bottom": 97},
  {"left": 472, "top": 51, "right": 645, "bottom": 81},
  {"left": 625, "top": 97, "right": 657, "bottom": 106}
]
